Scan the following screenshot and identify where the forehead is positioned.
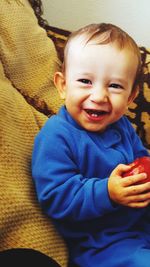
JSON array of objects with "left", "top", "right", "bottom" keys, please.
[{"left": 67, "top": 40, "right": 138, "bottom": 71}]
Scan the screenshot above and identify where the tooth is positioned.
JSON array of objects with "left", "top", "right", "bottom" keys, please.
[{"left": 91, "top": 113, "right": 98, "bottom": 117}]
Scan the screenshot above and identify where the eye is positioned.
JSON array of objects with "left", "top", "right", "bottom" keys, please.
[
  {"left": 77, "top": 79, "right": 92, "bottom": 85},
  {"left": 109, "top": 83, "right": 123, "bottom": 89}
]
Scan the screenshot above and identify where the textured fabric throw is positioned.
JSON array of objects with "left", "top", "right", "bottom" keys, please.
[{"left": 0, "top": 1, "right": 67, "bottom": 266}]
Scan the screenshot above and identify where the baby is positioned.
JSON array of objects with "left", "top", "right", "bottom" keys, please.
[{"left": 32, "top": 23, "right": 150, "bottom": 267}]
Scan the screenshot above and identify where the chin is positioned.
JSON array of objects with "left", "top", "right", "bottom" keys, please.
[{"left": 85, "top": 125, "right": 106, "bottom": 132}]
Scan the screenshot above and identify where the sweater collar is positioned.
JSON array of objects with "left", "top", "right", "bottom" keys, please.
[{"left": 58, "top": 105, "right": 122, "bottom": 147}]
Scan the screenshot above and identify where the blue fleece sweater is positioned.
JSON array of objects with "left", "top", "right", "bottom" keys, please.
[{"left": 32, "top": 106, "right": 150, "bottom": 267}]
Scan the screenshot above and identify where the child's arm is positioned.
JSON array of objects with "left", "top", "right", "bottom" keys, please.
[{"left": 108, "top": 164, "right": 150, "bottom": 208}]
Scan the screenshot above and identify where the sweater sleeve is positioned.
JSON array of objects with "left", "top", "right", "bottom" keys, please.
[{"left": 32, "top": 117, "right": 118, "bottom": 222}]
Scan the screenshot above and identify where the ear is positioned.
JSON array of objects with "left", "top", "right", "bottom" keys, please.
[
  {"left": 54, "top": 71, "right": 66, "bottom": 99},
  {"left": 127, "top": 86, "right": 139, "bottom": 106}
]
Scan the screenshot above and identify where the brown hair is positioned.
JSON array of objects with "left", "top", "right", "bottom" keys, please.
[{"left": 63, "top": 23, "right": 141, "bottom": 90}]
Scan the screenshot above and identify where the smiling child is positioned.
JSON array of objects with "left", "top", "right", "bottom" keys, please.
[{"left": 32, "top": 23, "right": 150, "bottom": 267}]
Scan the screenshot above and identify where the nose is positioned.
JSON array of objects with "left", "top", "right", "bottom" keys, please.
[{"left": 89, "top": 86, "right": 108, "bottom": 103}]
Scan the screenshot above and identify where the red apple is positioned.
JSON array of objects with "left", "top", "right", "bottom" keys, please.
[{"left": 122, "top": 156, "right": 150, "bottom": 184}]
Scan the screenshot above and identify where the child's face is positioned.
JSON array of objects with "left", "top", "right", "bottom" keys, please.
[{"left": 55, "top": 42, "right": 138, "bottom": 132}]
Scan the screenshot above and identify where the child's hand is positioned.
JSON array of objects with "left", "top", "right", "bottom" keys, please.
[{"left": 108, "top": 164, "right": 150, "bottom": 208}]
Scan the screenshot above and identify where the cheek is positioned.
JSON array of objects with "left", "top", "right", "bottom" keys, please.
[
  {"left": 65, "top": 91, "right": 81, "bottom": 109},
  {"left": 64, "top": 86, "right": 75, "bottom": 100},
  {"left": 66, "top": 87, "right": 87, "bottom": 103},
  {"left": 112, "top": 96, "right": 129, "bottom": 113}
]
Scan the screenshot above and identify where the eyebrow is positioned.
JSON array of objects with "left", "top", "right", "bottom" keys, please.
[{"left": 75, "top": 72, "right": 93, "bottom": 76}]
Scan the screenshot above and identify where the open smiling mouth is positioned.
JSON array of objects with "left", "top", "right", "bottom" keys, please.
[{"left": 85, "top": 109, "right": 109, "bottom": 118}]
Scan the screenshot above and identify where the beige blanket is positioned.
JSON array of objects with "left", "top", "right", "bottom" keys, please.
[{"left": 0, "top": 1, "right": 67, "bottom": 266}]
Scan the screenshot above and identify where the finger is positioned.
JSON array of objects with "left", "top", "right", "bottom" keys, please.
[
  {"left": 127, "top": 200, "right": 150, "bottom": 209},
  {"left": 126, "top": 191, "right": 150, "bottom": 202},
  {"left": 111, "top": 164, "right": 131, "bottom": 176},
  {"left": 122, "top": 173, "right": 147, "bottom": 187},
  {"left": 129, "top": 182, "right": 150, "bottom": 196}
]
